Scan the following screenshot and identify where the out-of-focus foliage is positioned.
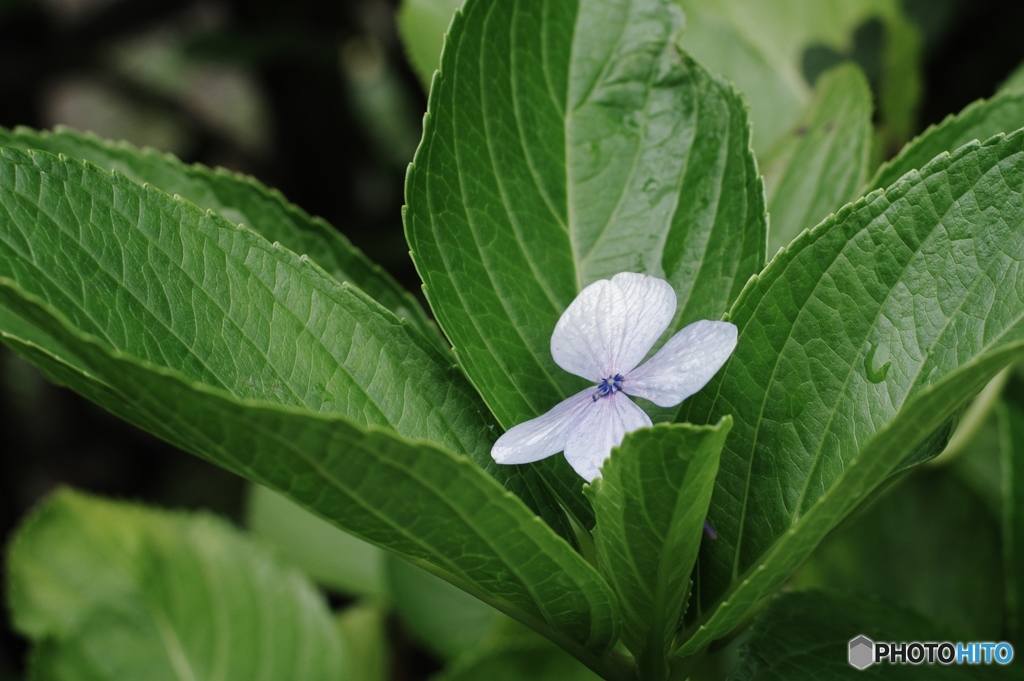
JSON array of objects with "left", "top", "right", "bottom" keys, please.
[{"left": 4, "top": 0, "right": 1024, "bottom": 679}]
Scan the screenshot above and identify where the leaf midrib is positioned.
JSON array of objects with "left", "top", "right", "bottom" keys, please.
[
  {"left": 4, "top": 153, "right": 498, "bottom": 462},
  {"left": 58, "top": 315, "right": 597, "bottom": 642},
  {"left": 673, "top": 82, "right": 732, "bottom": 321},
  {"left": 2, "top": 184, "right": 236, "bottom": 395},
  {"left": 679, "top": 344, "right": 1024, "bottom": 650},
  {"left": 791, "top": 158, "right": 1019, "bottom": 520},
  {"left": 577, "top": 20, "right": 661, "bottom": 271},
  {"left": 435, "top": 2, "right": 567, "bottom": 412},
  {"left": 729, "top": 160, "right": 993, "bottom": 576},
  {"left": 509, "top": 0, "right": 569, "bottom": 235},
  {"left": 485, "top": 0, "right": 569, "bottom": 310}
]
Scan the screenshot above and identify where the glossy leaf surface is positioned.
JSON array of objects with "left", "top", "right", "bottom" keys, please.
[
  {"left": 586, "top": 420, "right": 729, "bottom": 670},
  {"left": 0, "top": 149, "right": 620, "bottom": 656},
  {"left": 405, "top": 0, "right": 765, "bottom": 437},
  {"left": 680, "top": 130, "right": 1024, "bottom": 653},
  {"left": 0, "top": 125, "right": 446, "bottom": 351}
]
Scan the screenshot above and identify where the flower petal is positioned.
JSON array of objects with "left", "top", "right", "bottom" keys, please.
[
  {"left": 551, "top": 272, "right": 676, "bottom": 381},
  {"left": 622, "top": 320, "right": 737, "bottom": 407},
  {"left": 563, "top": 393, "right": 652, "bottom": 480},
  {"left": 491, "top": 388, "right": 595, "bottom": 465}
]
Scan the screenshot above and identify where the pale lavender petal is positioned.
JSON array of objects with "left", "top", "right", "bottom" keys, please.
[
  {"left": 551, "top": 272, "right": 676, "bottom": 381},
  {"left": 622, "top": 320, "right": 737, "bottom": 407},
  {"left": 491, "top": 388, "right": 595, "bottom": 465},
  {"left": 563, "top": 392, "right": 652, "bottom": 480}
]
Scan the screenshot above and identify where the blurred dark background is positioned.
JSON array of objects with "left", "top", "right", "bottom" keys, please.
[{"left": 1, "top": 0, "right": 1023, "bottom": 678}]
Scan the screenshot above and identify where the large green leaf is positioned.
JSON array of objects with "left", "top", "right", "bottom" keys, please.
[
  {"left": 679, "top": 130, "right": 1024, "bottom": 654},
  {"left": 793, "top": 468, "right": 1004, "bottom": 639},
  {"left": 405, "top": 0, "right": 765, "bottom": 434},
  {"left": 0, "top": 145, "right": 574, "bottom": 533},
  {"left": 1001, "top": 62, "right": 1024, "bottom": 96},
  {"left": 0, "top": 149, "right": 623, "bottom": 661},
  {"left": 675, "top": 0, "right": 921, "bottom": 155},
  {"left": 730, "top": 591, "right": 1005, "bottom": 680},
  {"left": 0, "top": 146, "right": 485, "bottom": 455},
  {"left": 585, "top": 420, "right": 729, "bottom": 675},
  {"left": 868, "top": 92, "right": 1024, "bottom": 192},
  {"left": 8, "top": 489, "right": 347, "bottom": 681},
  {"left": 0, "top": 125, "right": 447, "bottom": 353},
  {"left": 999, "top": 375, "right": 1024, "bottom": 646},
  {"left": 762, "top": 64, "right": 873, "bottom": 255},
  {"left": 397, "top": 0, "right": 465, "bottom": 87},
  {"left": 0, "top": 328, "right": 622, "bottom": 663}
]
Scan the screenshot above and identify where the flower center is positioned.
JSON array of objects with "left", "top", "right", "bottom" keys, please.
[{"left": 593, "top": 374, "right": 624, "bottom": 401}]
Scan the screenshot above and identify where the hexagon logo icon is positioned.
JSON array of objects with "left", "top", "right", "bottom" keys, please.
[{"left": 849, "top": 635, "right": 874, "bottom": 670}]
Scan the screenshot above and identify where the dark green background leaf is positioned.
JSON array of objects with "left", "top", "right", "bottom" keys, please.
[
  {"left": 436, "top": 643, "right": 602, "bottom": 681},
  {"left": 674, "top": 0, "right": 921, "bottom": 154},
  {"left": 8, "top": 489, "right": 347, "bottom": 681},
  {"left": 762, "top": 64, "right": 873, "bottom": 254},
  {"left": 793, "top": 467, "right": 1004, "bottom": 640},
  {"left": 999, "top": 375, "right": 1024, "bottom": 647},
  {"left": 397, "top": 0, "right": 465, "bottom": 87},
  {"left": 730, "top": 591, "right": 1007, "bottom": 680},
  {"left": 247, "top": 484, "right": 386, "bottom": 598},
  {"left": 385, "top": 553, "right": 508, "bottom": 659}
]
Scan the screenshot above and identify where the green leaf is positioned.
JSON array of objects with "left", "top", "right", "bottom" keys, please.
[
  {"left": 0, "top": 144, "right": 571, "bottom": 536},
  {"left": 679, "top": 130, "right": 1024, "bottom": 654},
  {"left": 0, "top": 124, "right": 447, "bottom": 353},
  {"left": 405, "top": 0, "right": 765, "bottom": 435},
  {"left": 336, "top": 603, "right": 390, "bottom": 681},
  {"left": 246, "top": 484, "right": 386, "bottom": 598},
  {"left": 999, "top": 375, "right": 1024, "bottom": 646},
  {"left": 1001, "top": 61, "right": 1024, "bottom": 96},
  {"left": 7, "top": 489, "right": 347, "bottom": 681},
  {"left": 762, "top": 64, "right": 873, "bottom": 255},
  {"left": 585, "top": 419, "right": 730, "bottom": 674},
  {"left": 868, "top": 91, "right": 1024, "bottom": 192},
  {"left": 0, "top": 149, "right": 622, "bottom": 659},
  {"left": 730, "top": 591, "right": 1005, "bottom": 680},
  {"left": 0, "top": 327, "right": 621, "bottom": 660},
  {"left": 675, "top": 0, "right": 921, "bottom": 155},
  {"left": 792, "top": 467, "right": 1004, "bottom": 639},
  {"left": 397, "top": 0, "right": 465, "bottom": 87},
  {"left": 385, "top": 552, "right": 509, "bottom": 659}
]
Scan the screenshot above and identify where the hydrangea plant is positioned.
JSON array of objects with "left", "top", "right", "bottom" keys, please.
[{"left": 4, "top": 0, "right": 1024, "bottom": 679}]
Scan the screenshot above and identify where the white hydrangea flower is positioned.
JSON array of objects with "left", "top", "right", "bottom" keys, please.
[{"left": 491, "top": 272, "right": 737, "bottom": 480}]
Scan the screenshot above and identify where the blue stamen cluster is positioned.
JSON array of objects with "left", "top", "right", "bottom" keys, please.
[{"left": 593, "top": 373, "right": 624, "bottom": 401}]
